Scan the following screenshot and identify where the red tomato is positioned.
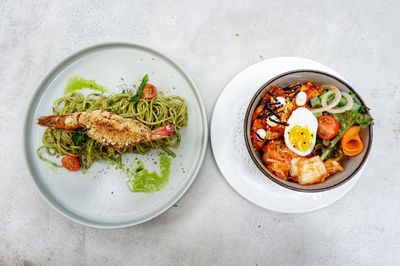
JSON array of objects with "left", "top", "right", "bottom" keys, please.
[
  {"left": 61, "top": 155, "right": 80, "bottom": 171},
  {"left": 142, "top": 83, "right": 157, "bottom": 99},
  {"left": 317, "top": 115, "right": 340, "bottom": 140}
]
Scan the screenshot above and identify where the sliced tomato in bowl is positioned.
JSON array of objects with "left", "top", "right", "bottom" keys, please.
[{"left": 317, "top": 115, "right": 339, "bottom": 140}]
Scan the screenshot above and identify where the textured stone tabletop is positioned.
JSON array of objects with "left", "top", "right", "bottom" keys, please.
[{"left": 1, "top": 1, "right": 399, "bottom": 265}]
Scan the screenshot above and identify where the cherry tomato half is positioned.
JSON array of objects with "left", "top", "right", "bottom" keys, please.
[
  {"left": 317, "top": 115, "right": 340, "bottom": 140},
  {"left": 61, "top": 155, "right": 80, "bottom": 171},
  {"left": 142, "top": 83, "right": 157, "bottom": 99}
]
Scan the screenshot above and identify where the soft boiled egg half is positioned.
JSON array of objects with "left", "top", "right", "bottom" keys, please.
[{"left": 284, "top": 107, "right": 318, "bottom": 156}]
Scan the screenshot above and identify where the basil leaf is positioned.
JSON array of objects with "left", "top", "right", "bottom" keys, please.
[{"left": 131, "top": 74, "right": 149, "bottom": 103}]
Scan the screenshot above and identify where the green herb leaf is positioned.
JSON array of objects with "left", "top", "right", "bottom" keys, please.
[
  {"left": 72, "top": 131, "right": 85, "bottom": 146},
  {"left": 338, "top": 96, "right": 347, "bottom": 107},
  {"left": 131, "top": 74, "right": 149, "bottom": 103},
  {"left": 350, "top": 102, "right": 361, "bottom": 113},
  {"left": 322, "top": 139, "right": 331, "bottom": 146},
  {"left": 310, "top": 96, "right": 321, "bottom": 108}
]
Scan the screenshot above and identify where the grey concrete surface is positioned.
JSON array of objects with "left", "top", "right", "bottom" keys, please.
[{"left": 1, "top": 0, "right": 399, "bottom": 265}]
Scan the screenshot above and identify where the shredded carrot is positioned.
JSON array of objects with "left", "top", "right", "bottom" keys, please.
[{"left": 341, "top": 126, "right": 363, "bottom": 156}]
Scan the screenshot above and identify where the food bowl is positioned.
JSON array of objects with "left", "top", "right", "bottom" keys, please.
[{"left": 244, "top": 70, "right": 373, "bottom": 192}]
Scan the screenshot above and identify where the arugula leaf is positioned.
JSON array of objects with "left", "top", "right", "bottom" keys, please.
[
  {"left": 72, "top": 131, "right": 85, "bottom": 146},
  {"left": 320, "top": 111, "right": 373, "bottom": 160},
  {"left": 131, "top": 74, "right": 149, "bottom": 103}
]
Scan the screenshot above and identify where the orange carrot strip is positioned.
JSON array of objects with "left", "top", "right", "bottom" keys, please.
[{"left": 341, "top": 126, "right": 363, "bottom": 156}]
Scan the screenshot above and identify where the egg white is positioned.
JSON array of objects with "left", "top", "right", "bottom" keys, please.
[{"left": 284, "top": 107, "right": 318, "bottom": 156}]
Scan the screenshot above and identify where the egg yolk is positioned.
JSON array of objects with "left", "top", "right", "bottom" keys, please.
[{"left": 288, "top": 125, "right": 313, "bottom": 152}]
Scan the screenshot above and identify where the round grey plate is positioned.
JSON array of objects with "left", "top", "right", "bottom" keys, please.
[{"left": 24, "top": 43, "right": 208, "bottom": 228}]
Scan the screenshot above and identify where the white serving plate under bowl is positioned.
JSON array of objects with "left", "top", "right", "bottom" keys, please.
[{"left": 211, "top": 57, "right": 371, "bottom": 213}]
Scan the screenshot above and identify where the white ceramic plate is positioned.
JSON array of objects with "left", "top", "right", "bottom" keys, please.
[
  {"left": 211, "top": 57, "right": 364, "bottom": 213},
  {"left": 24, "top": 43, "right": 208, "bottom": 228}
]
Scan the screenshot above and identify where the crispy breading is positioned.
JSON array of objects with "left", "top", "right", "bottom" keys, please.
[{"left": 78, "top": 110, "right": 152, "bottom": 149}]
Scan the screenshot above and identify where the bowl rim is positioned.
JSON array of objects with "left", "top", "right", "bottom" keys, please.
[{"left": 243, "top": 69, "right": 373, "bottom": 193}]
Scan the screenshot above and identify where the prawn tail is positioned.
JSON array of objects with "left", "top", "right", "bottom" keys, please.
[
  {"left": 150, "top": 124, "right": 176, "bottom": 141},
  {"left": 37, "top": 113, "right": 83, "bottom": 130}
]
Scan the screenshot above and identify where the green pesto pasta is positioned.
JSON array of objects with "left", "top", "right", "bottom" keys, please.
[{"left": 37, "top": 92, "right": 188, "bottom": 170}]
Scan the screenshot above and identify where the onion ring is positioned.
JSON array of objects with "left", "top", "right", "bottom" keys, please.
[
  {"left": 311, "top": 87, "right": 341, "bottom": 113},
  {"left": 328, "top": 91, "right": 354, "bottom": 113}
]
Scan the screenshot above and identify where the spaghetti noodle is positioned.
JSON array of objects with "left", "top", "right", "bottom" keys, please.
[{"left": 37, "top": 91, "right": 188, "bottom": 170}]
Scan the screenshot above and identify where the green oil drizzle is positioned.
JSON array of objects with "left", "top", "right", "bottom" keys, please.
[
  {"left": 64, "top": 76, "right": 107, "bottom": 94},
  {"left": 127, "top": 153, "right": 171, "bottom": 193}
]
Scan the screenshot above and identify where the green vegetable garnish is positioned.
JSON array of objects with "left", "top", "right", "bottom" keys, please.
[
  {"left": 349, "top": 92, "right": 357, "bottom": 98},
  {"left": 317, "top": 90, "right": 338, "bottom": 106},
  {"left": 337, "top": 92, "right": 358, "bottom": 108},
  {"left": 72, "top": 131, "right": 85, "bottom": 146},
  {"left": 310, "top": 96, "right": 321, "bottom": 108},
  {"left": 350, "top": 102, "right": 362, "bottom": 113},
  {"left": 131, "top": 74, "right": 149, "bottom": 103},
  {"left": 338, "top": 96, "right": 348, "bottom": 107},
  {"left": 322, "top": 139, "right": 331, "bottom": 146},
  {"left": 314, "top": 90, "right": 357, "bottom": 108},
  {"left": 320, "top": 110, "right": 373, "bottom": 160}
]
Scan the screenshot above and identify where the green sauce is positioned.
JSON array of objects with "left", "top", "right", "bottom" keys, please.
[
  {"left": 127, "top": 153, "right": 171, "bottom": 193},
  {"left": 64, "top": 76, "right": 107, "bottom": 94}
]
